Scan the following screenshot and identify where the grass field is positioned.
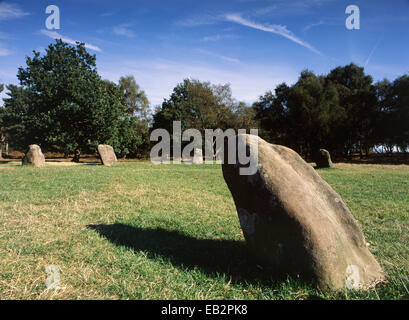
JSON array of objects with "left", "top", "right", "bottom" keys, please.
[{"left": 0, "top": 161, "right": 408, "bottom": 300}]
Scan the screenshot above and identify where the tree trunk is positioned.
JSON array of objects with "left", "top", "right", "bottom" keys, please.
[
  {"left": 359, "top": 141, "right": 363, "bottom": 159},
  {"left": 0, "top": 143, "right": 2, "bottom": 159},
  {"left": 5, "top": 143, "right": 8, "bottom": 156},
  {"left": 365, "top": 145, "right": 370, "bottom": 157}
]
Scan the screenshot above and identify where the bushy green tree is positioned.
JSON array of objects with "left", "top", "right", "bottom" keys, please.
[
  {"left": 153, "top": 79, "right": 223, "bottom": 133},
  {"left": 153, "top": 79, "right": 257, "bottom": 157},
  {"left": 153, "top": 79, "right": 254, "bottom": 133},
  {"left": 0, "top": 83, "right": 4, "bottom": 158},
  {"left": 326, "top": 63, "right": 378, "bottom": 158},
  {"left": 254, "top": 64, "right": 380, "bottom": 159},
  {"left": 118, "top": 75, "right": 151, "bottom": 157},
  {"left": 1, "top": 84, "right": 31, "bottom": 151},
  {"left": 378, "top": 75, "right": 409, "bottom": 152},
  {"left": 119, "top": 75, "right": 150, "bottom": 119}
]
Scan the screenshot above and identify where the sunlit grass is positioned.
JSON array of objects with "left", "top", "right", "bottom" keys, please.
[{"left": 0, "top": 161, "right": 408, "bottom": 299}]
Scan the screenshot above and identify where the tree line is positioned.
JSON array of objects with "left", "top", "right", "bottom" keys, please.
[{"left": 0, "top": 40, "right": 408, "bottom": 161}]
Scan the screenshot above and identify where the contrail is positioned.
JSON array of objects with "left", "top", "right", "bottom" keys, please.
[{"left": 364, "top": 35, "right": 383, "bottom": 68}]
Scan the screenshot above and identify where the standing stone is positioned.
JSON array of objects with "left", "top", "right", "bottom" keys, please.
[
  {"left": 315, "top": 149, "right": 333, "bottom": 168},
  {"left": 222, "top": 135, "right": 384, "bottom": 290},
  {"left": 98, "top": 144, "right": 117, "bottom": 167},
  {"left": 192, "top": 148, "right": 203, "bottom": 164},
  {"left": 22, "top": 144, "right": 46, "bottom": 167}
]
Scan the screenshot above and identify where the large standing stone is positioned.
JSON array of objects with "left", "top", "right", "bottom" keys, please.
[
  {"left": 22, "top": 144, "right": 46, "bottom": 167},
  {"left": 315, "top": 149, "right": 333, "bottom": 168},
  {"left": 98, "top": 144, "right": 117, "bottom": 166},
  {"left": 192, "top": 148, "right": 203, "bottom": 164},
  {"left": 222, "top": 135, "right": 384, "bottom": 290}
]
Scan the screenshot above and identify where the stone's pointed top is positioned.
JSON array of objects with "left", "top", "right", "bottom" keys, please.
[
  {"left": 22, "top": 144, "right": 45, "bottom": 168},
  {"left": 97, "top": 144, "right": 117, "bottom": 167},
  {"left": 222, "top": 135, "right": 384, "bottom": 290}
]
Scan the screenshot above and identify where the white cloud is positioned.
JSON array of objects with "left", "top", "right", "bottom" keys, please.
[
  {"left": 176, "top": 13, "right": 222, "bottom": 27},
  {"left": 0, "top": 31, "right": 10, "bottom": 39},
  {"left": 101, "top": 11, "right": 116, "bottom": 17},
  {"left": 202, "top": 34, "right": 237, "bottom": 41},
  {"left": 303, "top": 20, "right": 325, "bottom": 32},
  {"left": 0, "top": 45, "right": 10, "bottom": 56},
  {"left": 203, "top": 34, "right": 223, "bottom": 41},
  {"left": 225, "top": 13, "right": 321, "bottom": 55},
  {"left": 0, "top": 2, "right": 29, "bottom": 20},
  {"left": 251, "top": 5, "right": 278, "bottom": 17},
  {"left": 194, "top": 49, "right": 240, "bottom": 64},
  {"left": 113, "top": 24, "right": 135, "bottom": 38},
  {"left": 40, "top": 30, "right": 102, "bottom": 52}
]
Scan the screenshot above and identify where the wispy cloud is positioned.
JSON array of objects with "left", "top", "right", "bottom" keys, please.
[
  {"left": 225, "top": 13, "right": 321, "bottom": 55},
  {"left": 0, "top": 45, "right": 10, "bottom": 56},
  {"left": 176, "top": 13, "right": 222, "bottom": 27},
  {"left": 194, "top": 49, "right": 240, "bottom": 63},
  {"left": 364, "top": 36, "right": 383, "bottom": 68},
  {"left": 113, "top": 24, "right": 135, "bottom": 38},
  {"left": 0, "top": 2, "right": 29, "bottom": 20},
  {"left": 101, "top": 11, "right": 116, "bottom": 17},
  {"left": 202, "top": 34, "right": 236, "bottom": 41},
  {"left": 0, "top": 32, "right": 10, "bottom": 39},
  {"left": 251, "top": 5, "right": 278, "bottom": 17},
  {"left": 40, "top": 30, "right": 102, "bottom": 52},
  {"left": 303, "top": 20, "right": 325, "bottom": 32}
]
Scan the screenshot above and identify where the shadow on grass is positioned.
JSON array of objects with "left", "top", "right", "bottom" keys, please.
[{"left": 87, "top": 223, "right": 288, "bottom": 286}]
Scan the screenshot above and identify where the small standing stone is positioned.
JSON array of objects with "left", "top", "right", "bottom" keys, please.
[
  {"left": 22, "top": 144, "right": 45, "bottom": 167},
  {"left": 315, "top": 149, "right": 333, "bottom": 168},
  {"left": 98, "top": 144, "right": 117, "bottom": 166},
  {"left": 192, "top": 148, "right": 203, "bottom": 164}
]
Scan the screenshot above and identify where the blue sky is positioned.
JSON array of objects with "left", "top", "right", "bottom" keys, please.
[{"left": 1, "top": 0, "right": 408, "bottom": 106}]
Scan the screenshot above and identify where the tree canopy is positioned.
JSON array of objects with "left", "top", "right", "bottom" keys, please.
[
  {"left": 153, "top": 79, "right": 255, "bottom": 134},
  {"left": 253, "top": 63, "right": 408, "bottom": 159}
]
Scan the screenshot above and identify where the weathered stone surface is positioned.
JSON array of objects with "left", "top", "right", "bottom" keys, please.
[
  {"left": 315, "top": 149, "right": 333, "bottom": 168},
  {"left": 192, "top": 148, "right": 203, "bottom": 164},
  {"left": 98, "top": 144, "right": 117, "bottom": 166},
  {"left": 222, "top": 135, "right": 384, "bottom": 290},
  {"left": 22, "top": 144, "right": 45, "bottom": 167}
]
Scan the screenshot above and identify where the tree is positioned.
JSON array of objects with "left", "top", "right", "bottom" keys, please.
[
  {"left": 152, "top": 79, "right": 251, "bottom": 132},
  {"left": 118, "top": 75, "right": 150, "bottom": 119},
  {"left": 153, "top": 79, "right": 253, "bottom": 158},
  {"left": 117, "top": 76, "right": 151, "bottom": 157},
  {"left": 254, "top": 71, "right": 342, "bottom": 158},
  {"left": 153, "top": 79, "right": 221, "bottom": 133},
  {"left": 0, "top": 83, "right": 4, "bottom": 158},
  {"left": 8, "top": 39, "right": 133, "bottom": 161},
  {"left": 388, "top": 75, "right": 409, "bottom": 151},
  {"left": 373, "top": 79, "right": 393, "bottom": 151},
  {"left": 254, "top": 64, "right": 380, "bottom": 160},
  {"left": 1, "top": 84, "right": 31, "bottom": 153},
  {"left": 231, "top": 101, "right": 257, "bottom": 131},
  {"left": 326, "top": 63, "right": 377, "bottom": 158}
]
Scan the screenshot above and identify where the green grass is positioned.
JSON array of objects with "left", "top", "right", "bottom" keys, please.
[{"left": 0, "top": 161, "right": 408, "bottom": 299}]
